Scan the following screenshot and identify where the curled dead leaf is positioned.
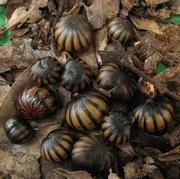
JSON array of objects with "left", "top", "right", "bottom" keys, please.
[
  {"left": 30, "top": 0, "right": 48, "bottom": 8},
  {"left": 145, "top": 0, "right": 170, "bottom": 6},
  {"left": 6, "top": 7, "right": 28, "bottom": 28},
  {"left": 121, "top": 0, "right": 136, "bottom": 10},
  {"left": 95, "top": 26, "right": 108, "bottom": 51},
  {"left": 130, "top": 16, "right": 163, "bottom": 35},
  {"left": 77, "top": 47, "right": 98, "bottom": 72},
  {"left": 6, "top": 6, "right": 42, "bottom": 31}
]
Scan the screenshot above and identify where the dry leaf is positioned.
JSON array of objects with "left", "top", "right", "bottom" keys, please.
[
  {"left": 30, "top": 0, "right": 48, "bottom": 8},
  {"left": 67, "top": 170, "right": 93, "bottom": 179},
  {"left": 0, "top": 65, "right": 10, "bottom": 74},
  {"left": 6, "top": 7, "right": 28, "bottom": 28},
  {"left": 0, "top": 84, "right": 10, "bottom": 106},
  {"left": 153, "top": 65, "right": 180, "bottom": 96},
  {"left": 144, "top": 52, "right": 162, "bottom": 75},
  {"left": 143, "top": 157, "right": 165, "bottom": 179},
  {"left": 147, "top": 8, "right": 172, "bottom": 19},
  {"left": 85, "top": 0, "right": 120, "bottom": 29},
  {"left": 48, "top": 169, "right": 93, "bottom": 179},
  {"left": 95, "top": 26, "right": 108, "bottom": 51},
  {"left": 108, "top": 169, "right": 121, "bottom": 179},
  {"left": 0, "top": 0, "right": 7, "bottom": 5},
  {"left": 0, "top": 150, "right": 40, "bottom": 178},
  {"left": 0, "top": 38, "right": 54, "bottom": 69},
  {"left": 0, "top": 77, "right": 10, "bottom": 106},
  {"left": 172, "top": 0, "right": 180, "bottom": 14},
  {"left": 40, "top": 158, "right": 93, "bottom": 179},
  {"left": 78, "top": 47, "right": 98, "bottom": 72},
  {"left": 130, "top": 16, "right": 163, "bottom": 34},
  {"left": 27, "top": 8, "right": 42, "bottom": 24},
  {"left": 117, "top": 144, "right": 135, "bottom": 156},
  {"left": 121, "top": 0, "right": 135, "bottom": 10},
  {"left": 6, "top": 6, "right": 42, "bottom": 29},
  {"left": 145, "top": 0, "right": 170, "bottom": 6},
  {"left": 124, "top": 162, "right": 141, "bottom": 179},
  {"left": 6, "top": 0, "right": 49, "bottom": 31},
  {"left": 0, "top": 45, "right": 13, "bottom": 60}
]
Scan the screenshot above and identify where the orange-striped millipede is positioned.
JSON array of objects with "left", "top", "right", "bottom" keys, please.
[
  {"left": 65, "top": 91, "right": 110, "bottom": 131},
  {"left": 102, "top": 112, "right": 131, "bottom": 144},
  {"left": 132, "top": 96, "right": 174, "bottom": 133},
  {"left": 108, "top": 17, "right": 133, "bottom": 43},
  {"left": 41, "top": 129, "right": 74, "bottom": 162},
  {"left": 72, "top": 135, "right": 114, "bottom": 173},
  {"left": 54, "top": 15, "right": 93, "bottom": 52}
]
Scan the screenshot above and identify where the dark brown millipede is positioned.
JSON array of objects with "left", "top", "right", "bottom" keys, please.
[
  {"left": 60, "top": 59, "right": 92, "bottom": 93},
  {"left": 16, "top": 86, "right": 58, "bottom": 120},
  {"left": 4, "top": 117, "right": 34, "bottom": 144},
  {"left": 41, "top": 129, "right": 74, "bottom": 162},
  {"left": 72, "top": 134, "right": 114, "bottom": 173}
]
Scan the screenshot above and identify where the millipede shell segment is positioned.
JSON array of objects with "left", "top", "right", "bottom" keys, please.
[
  {"left": 102, "top": 112, "right": 131, "bottom": 144},
  {"left": 72, "top": 135, "right": 114, "bottom": 173},
  {"left": 30, "top": 57, "right": 61, "bottom": 86},
  {"left": 97, "top": 63, "right": 136, "bottom": 103},
  {"left": 132, "top": 97, "right": 174, "bottom": 133},
  {"left": 54, "top": 15, "right": 93, "bottom": 52},
  {"left": 65, "top": 91, "right": 110, "bottom": 131},
  {"left": 41, "top": 129, "right": 74, "bottom": 162},
  {"left": 108, "top": 17, "right": 133, "bottom": 43},
  {"left": 60, "top": 59, "right": 92, "bottom": 93},
  {"left": 4, "top": 117, "right": 34, "bottom": 144},
  {"left": 16, "top": 86, "right": 58, "bottom": 120}
]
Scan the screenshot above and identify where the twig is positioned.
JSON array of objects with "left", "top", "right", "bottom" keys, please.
[
  {"left": 98, "top": 50, "right": 180, "bottom": 101},
  {"left": 63, "top": 0, "right": 82, "bottom": 16},
  {"left": 121, "top": 58, "right": 180, "bottom": 101},
  {"left": 157, "top": 145, "right": 180, "bottom": 162}
]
